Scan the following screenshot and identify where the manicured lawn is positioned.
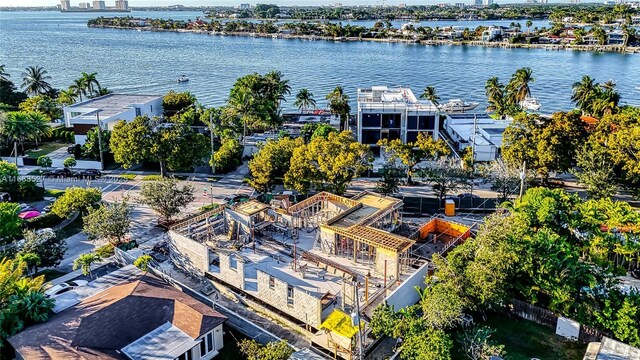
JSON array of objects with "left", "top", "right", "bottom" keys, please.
[
  {"left": 453, "top": 314, "right": 586, "bottom": 360},
  {"left": 120, "top": 174, "right": 137, "bottom": 180},
  {"left": 24, "top": 142, "right": 71, "bottom": 159}
]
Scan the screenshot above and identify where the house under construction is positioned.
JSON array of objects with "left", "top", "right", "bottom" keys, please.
[{"left": 168, "top": 191, "right": 471, "bottom": 359}]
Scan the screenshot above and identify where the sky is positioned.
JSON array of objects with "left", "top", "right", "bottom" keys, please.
[{"left": 1, "top": 0, "right": 592, "bottom": 8}]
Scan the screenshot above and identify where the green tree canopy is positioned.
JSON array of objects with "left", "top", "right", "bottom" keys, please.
[
  {"left": 83, "top": 198, "right": 132, "bottom": 245},
  {"left": 0, "top": 202, "right": 23, "bottom": 244},
  {"left": 139, "top": 177, "right": 194, "bottom": 221},
  {"left": 51, "top": 187, "right": 102, "bottom": 218},
  {"left": 248, "top": 136, "right": 304, "bottom": 193},
  {"left": 238, "top": 339, "right": 293, "bottom": 360},
  {"left": 18, "top": 228, "right": 66, "bottom": 272}
]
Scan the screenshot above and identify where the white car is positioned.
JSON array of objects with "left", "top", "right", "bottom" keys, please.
[{"left": 44, "top": 280, "right": 88, "bottom": 298}]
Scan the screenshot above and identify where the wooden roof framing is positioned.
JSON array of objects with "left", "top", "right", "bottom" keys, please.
[{"left": 324, "top": 225, "right": 415, "bottom": 253}]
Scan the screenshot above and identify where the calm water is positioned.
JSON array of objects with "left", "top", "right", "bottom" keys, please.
[{"left": 1, "top": 10, "right": 639, "bottom": 111}]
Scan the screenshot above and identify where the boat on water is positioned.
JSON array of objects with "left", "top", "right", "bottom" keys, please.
[
  {"left": 439, "top": 99, "right": 480, "bottom": 113},
  {"left": 520, "top": 97, "right": 541, "bottom": 111},
  {"left": 177, "top": 75, "right": 189, "bottom": 83}
]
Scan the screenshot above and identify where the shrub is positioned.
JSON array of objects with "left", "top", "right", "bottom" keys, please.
[
  {"left": 37, "top": 155, "right": 52, "bottom": 168},
  {"left": 63, "top": 157, "right": 77, "bottom": 168},
  {"left": 120, "top": 174, "right": 137, "bottom": 180},
  {"left": 199, "top": 203, "right": 220, "bottom": 212},
  {"left": 95, "top": 243, "right": 115, "bottom": 258},
  {"left": 142, "top": 175, "right": 163, "bottom": 181},
  {"left": 25, "top": 212, "right": 63, "bottom": 230},
  {"left": 51, "top": 187, "right": 102, "bottom": 218}
]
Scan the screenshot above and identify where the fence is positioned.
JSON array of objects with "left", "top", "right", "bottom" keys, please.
[
  {"left": 509, "top": 299, "right": 605, "bottom": 344},
  {"left": 399, "top": 195, "right": 499, "bottom": 215}
]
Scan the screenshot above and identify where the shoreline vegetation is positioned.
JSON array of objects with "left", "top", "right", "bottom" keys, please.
[{"left": 88, "top": 18, "right": 640, "bottom": 54}]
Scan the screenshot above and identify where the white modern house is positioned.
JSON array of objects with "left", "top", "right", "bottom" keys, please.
[
  {"left": 356, "top": 86, "right": 440, "bottom": 156},
  {"left": 63, "top": 93, "right": 163, "bottom": 144},
  {"left": 444, "top": 113, "right": 511, "bottom": 162}
]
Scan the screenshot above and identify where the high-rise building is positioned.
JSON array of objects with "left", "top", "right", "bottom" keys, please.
[
  {"left": 60, "top": 0, "right": 71, "bottom": 10},
  {"left": 79, "top": 2, "right": 89, "bottom": 8},
  {"left": 92, "top": 0, "right": 106, "bottom": 9},
  {"left": 483, "top": 0, "right": 493, "bottom": 5},
  {"left": 455, "top": 2, "right": 466, "bottom": 7},
  {"left": 115, "top": 0, "right": 128, "bottom": 10},
  {"left": 474, "top": 0, "right": 483, "bottom": 5},
  {"left": 239, "top": 3, "right": 250, "bottom": 9}
]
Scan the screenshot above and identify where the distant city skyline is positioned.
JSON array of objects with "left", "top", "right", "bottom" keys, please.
[{"left": 2, "top": 0, "right": 604, "bottom": 7}]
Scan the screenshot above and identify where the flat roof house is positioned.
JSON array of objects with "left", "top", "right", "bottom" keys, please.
[
  {"left": 356, "top": 86, "right": 440, "bottom": 156},
  {"left": 443, "top": 113, "right": 512, "bottom": 162},
  {"left": 8, "top": 266, "right": 226, "bottom": 360},
  {"left": 63, "top": 93, "right": 163, "bottom": 145}
]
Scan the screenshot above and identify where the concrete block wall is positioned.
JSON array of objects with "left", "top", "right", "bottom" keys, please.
[
  {"left": 169, "top": 231, "right": 210, "bottom": 275},
  {"left": 256, "top": 270, "right": 322, "bottom": 328},
  {"left": 374, "top": 249, "right": 399, "bottom": 281},
  {"left": 218, "top": 252, "right": 245, "bottom": 290}
]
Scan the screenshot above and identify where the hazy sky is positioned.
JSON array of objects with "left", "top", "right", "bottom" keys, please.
[{"left": 3, "top": 0, "right": 583, "bottom": 8}]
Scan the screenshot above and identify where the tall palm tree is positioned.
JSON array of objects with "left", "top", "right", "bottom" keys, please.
[
  {"left": 294, "top": 88, "right": 316, "bottom": 113},
  {"left": 80, "top": 72, "right": 101, "bottom": 97},
  {"left": 0, "top": 64, "right": 10, "bottom": 83},
  {"left": 571, "top": 75, "right": 598, "bottom": 114},
  {"left": 69, "top": 78, "right": 88, "bottom": 102},
  {"left": 506, "top": 67, "right": 535, "bottom": 105},
  {"left": 21, "top": 66, "right": 53, "bottom": 96},
  {"left": 326, "top": 86, "right": 350, "bottom": 131},
  {"left": 484, "top": 76, "right": 504, "bottom": 100},
  {"left": 58, "top": 89, "right": 77, "bottom": 106},
  {"left": 420, "top": 85, "right": 441, "bottom": 106}
]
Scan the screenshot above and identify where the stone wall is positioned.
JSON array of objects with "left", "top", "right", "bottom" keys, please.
[
  {"left": 169, "top": 231, "right": 210, "bottom": 275},
  {"left": 218, "top": 252, "right": 246, "bottom": 290},
  {"left": 256, "top": 270, "right": 322, "bottom": 328}
]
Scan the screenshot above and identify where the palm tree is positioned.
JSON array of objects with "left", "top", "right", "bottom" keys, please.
[
  {"left": 69, "top": 78, "right": 88, "bottom": 102},
  {"left": 294, "top": 88, "right": 316, "bottom": 113},
  {"left": 80, "top": 72, "right": 101, "bottom": 97},
  {"left": 58, "top": 89, "right": 77, "bottom": 106},
  {"left": 526, "top": 20, "right": 533, "bottom": 34},
  {"left": 571, "top": 75, "right": 598, "bottom": 114},
  {"left": 484, "top": 76, "right": 504, "bottom": 100},
  {"left": 26, "top": 112, "right": 52, "bottom": 147},
  {"left": 506, "top": 67, "right": 535, "bottom": 105},
  {"left": 1, "top": 112, "right": 35, "bottom": 160},
  {"left": 73, "top": 253, "right": 101, "bottom": 278},
  {"left": 0, "top": 64, "right": 10, "bottom": 83},
  {"left": 326, "top": 86, "right": 350, "bottom": 131},
  {"left": 420, "top": 85, "right": 441, "bottom": 106},
  {"left": 21, "top": 66, "right": 52, "bottom": 96}
]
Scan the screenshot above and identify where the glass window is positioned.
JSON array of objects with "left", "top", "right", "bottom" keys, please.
[
  {"left": 207, "top": 332, "right": 214, "bottom": 352},
  {"left": 418, "top": 116, "right": 435, "bottom": 130},
  {"left": 135, "top": 108, "right": 142, "bottom": 117},
  {"left": 70, "top": 112, "right": 83, "bottom": 118},
  {"left": 407, "top": 116, "right": 418, "bottom": 130},
  {"left": 269, "top": 276, "right": 275, "bottom": 289},
  {"left": 388, "top": 130, "right": 401, "bottom": 141},
  {"left": 229, "top": 256, "right": 237, "bottom": 270},
  {"left": 361, "top": 113, "right": 381, "bottom": 128},
  {"left": 287, "top": 285, "right": 294, "bottom": 305},
  {"left": 381, "top": 113, "right": 401, "bottom": 129},
  {"left": 361, "top": 130, "right": 381, "bottom": 145},
  {"left": 200, "top": 338, "right": 206, "bottom": 356}
]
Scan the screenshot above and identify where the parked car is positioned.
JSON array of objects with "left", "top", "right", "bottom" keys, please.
[
  {"left": 223, "top": 194, "right": 250, "bottom": 205},
  {"left": 67, "top": 145, "right": 76, "bottom": 154},
  {"left": 44, "top": 280, "right": 89, "bottom": 298},
  {"left": 42, "top": 168, "right": 77, "bottom": 178},
  {"left": 18, "top": 203, "right": 31, "bottom": 212},
  {"left": 631, "top": 268, "right": 640, "bottom": 280},
  {"left": 77, "top": 169, "right": 102, "bottom": 179},
  {"left": 42, "top": 205, "right": 52, "bottom": 213},
  {"left": 457, "top": 193, "right": 480, "bottom": 199}
]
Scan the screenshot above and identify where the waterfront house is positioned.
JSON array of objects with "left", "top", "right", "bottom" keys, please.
[
  {"left": 607, "top": 30, "right": 625, "bottom": 45},
  {"left": 63, "top": 93, "right": 163, "bottom": 145},
  {"left": 443, "top": 113, "right": 511, "bottom": 162},
  {"left": 481, "top": 26, "right": 503, "bottom": 42},
  {"left": 355, "top": 86, "right": 440, "bottom": 156},
  {"left": 8, "top": 266, "right": 227, "bottom": 360}
]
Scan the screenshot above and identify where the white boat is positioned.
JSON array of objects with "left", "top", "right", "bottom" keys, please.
[
  {"left": 520, "top": 97, "right": 541, "bottom": 111},
  {"left": 439, "top": 99, "right": 480, "bottom": 113},
  {"left": 177, "top": 75, "right": 189, "bottom": 83}
]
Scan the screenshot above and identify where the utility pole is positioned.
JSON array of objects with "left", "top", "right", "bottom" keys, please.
[
  {"left": 519, "top": 160, "right": 527, "bottom": 198},
  {"left": 354, "top": 282, "right": 364, "bottom": 360},
  {"left": 96, "top": 110, "right": 104, "bottom": 170}
]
